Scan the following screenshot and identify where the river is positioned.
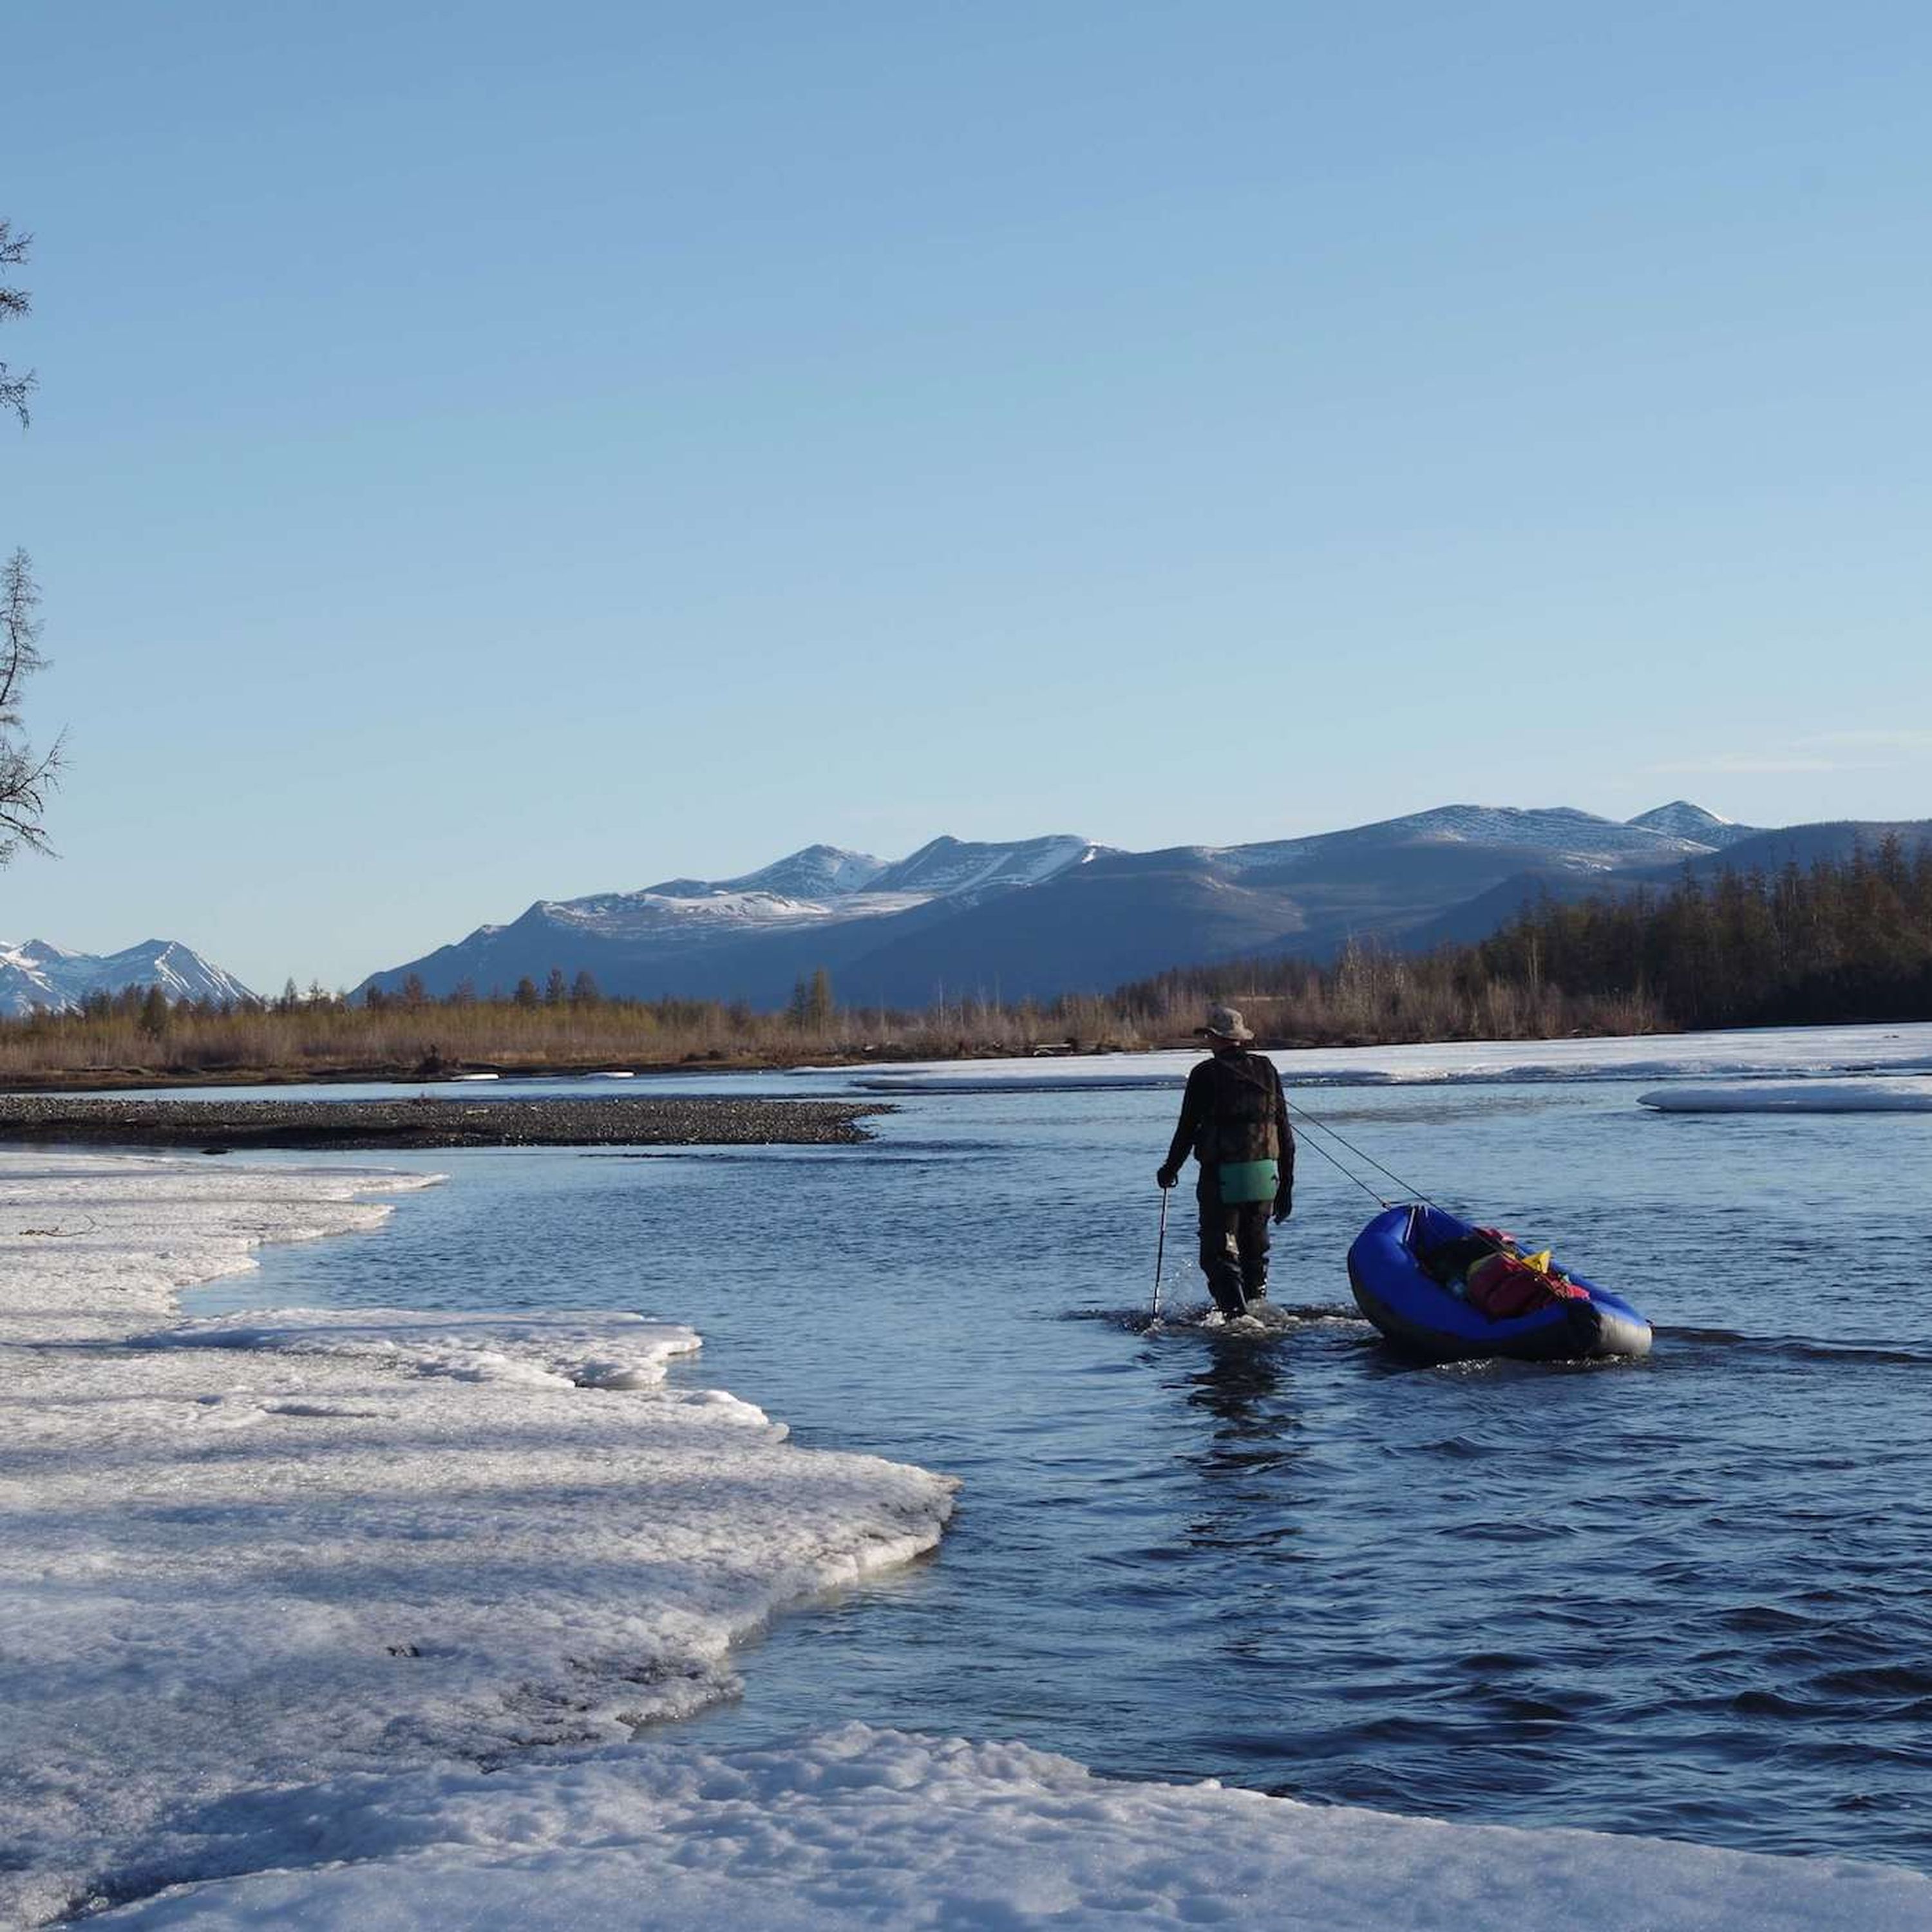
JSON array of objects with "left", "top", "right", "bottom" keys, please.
[{"left": 186, "top": 1035, "right": 1932, "bottom": 1868}]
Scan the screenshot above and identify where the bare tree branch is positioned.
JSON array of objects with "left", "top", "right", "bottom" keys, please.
[
  {"left": 0, "top": 220, "right": 33, "bottom": 428},
  {"left": 0, "top": 220, "right": 60, "bottom": 862},
  {"left": 0, "top": 544, "right": 43, "bottom": 715},
  {"left": 0, "top": 549, "right": 62, "bottom": 862}
]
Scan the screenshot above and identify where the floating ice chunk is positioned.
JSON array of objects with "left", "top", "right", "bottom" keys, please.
[{"left": 1638, "top": 1079, "right": 1932, "bottom": 1114}]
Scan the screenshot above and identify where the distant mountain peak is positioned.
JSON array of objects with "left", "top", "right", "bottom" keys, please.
[
  {"left": 871, "top": 833, "right": 1094, "bottom": 896},
  {"left": 13, "top": 937, "right": 80, "bottom": 967},
  {"left": 1398, "top": 804, "right": 1613, "bottom": 842},
  {"left": 724, "top": 844, "right": 887, "bottom": 898},
  {"left": 0, "top": 938, "right": 257, "bottom": 1016},
  {"left": 1628, "top": 800, "right": 1734, "bottom": 834}
]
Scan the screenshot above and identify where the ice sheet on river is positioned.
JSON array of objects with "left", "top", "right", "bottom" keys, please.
[
  {"left": 831, "top": 1021, "right": 1932, "bottom": 1093},
  {"left": 0, "top": 1153, "right": 954, "bottom": 1926},
  {"left": 84, "top": 1725, "right": 1932, "bottom": 1931},
  {"left": 4, "top": 1153, "right": 1926, "bottom": 1930}
]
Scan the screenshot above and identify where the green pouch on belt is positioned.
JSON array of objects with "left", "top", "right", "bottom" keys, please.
[{"left": 1217, "top": 1159, "right": 1279, "bottom": 1204}]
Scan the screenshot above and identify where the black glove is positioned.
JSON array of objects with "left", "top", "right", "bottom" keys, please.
[
  {"left": 1157, "top": 1165, "right": 1179, "bottom": 1191},
  {"left": 1272, "top": 1189, "right": 1293, "bottom": 1224}
]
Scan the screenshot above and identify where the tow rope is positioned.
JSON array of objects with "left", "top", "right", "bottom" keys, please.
[
  {"left": 1283, "top": 1095, "right": 1551, "bottom": 1278},
  {"left": 1282, "top": 1097, "right": 1433, "bottom": 1210}
]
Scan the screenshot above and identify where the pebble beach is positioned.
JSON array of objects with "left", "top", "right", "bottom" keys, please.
[{"left": 0, "top": 1093, "right": 884, "bottom": 1151}]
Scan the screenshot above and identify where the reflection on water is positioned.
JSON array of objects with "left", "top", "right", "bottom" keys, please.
[
  {"left": 216, "top": 1078, "right": 1932, "bottom": 1870},
  {"left": 1185, "top": 1334, "right": 1290, "bottom": 1443}
]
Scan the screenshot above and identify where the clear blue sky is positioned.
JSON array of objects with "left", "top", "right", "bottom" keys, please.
[{"left": 5, "top": 1, "right": 1929, "bottom": 992}]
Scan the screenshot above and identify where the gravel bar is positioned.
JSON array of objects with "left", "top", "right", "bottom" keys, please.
[{"left": 0, "top": 1095, "right": 886, "bottom": 1151}]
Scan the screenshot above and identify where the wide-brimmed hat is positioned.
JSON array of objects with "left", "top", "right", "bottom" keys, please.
[{"left": 1195, "top": 1003, "right": 1254, "bottom": 1043}]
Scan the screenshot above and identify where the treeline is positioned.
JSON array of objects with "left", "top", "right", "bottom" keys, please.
[
  {"left": 0, "top": 965, "right": 1142, "bottom": 1081},
  {"left": 1477, "top": 834, "right": 1932, "bottom": 1030},
  {"left": 1115, "top": 938, "right": 1660, "bottom": 1046},
  {"left": 2, "top": 840, "right": 1927, "bottom": 1081},
  {"left": 1120, "top": 835, "right": 1932, "bottom": 1042}
]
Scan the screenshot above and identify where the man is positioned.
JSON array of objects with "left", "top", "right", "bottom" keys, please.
[{"left": 1157, "top": 1005, "right": 1295, "bottom": 1316}]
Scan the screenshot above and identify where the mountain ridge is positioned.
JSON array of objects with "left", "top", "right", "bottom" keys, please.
[{"left": 359, "top": 800, "right": 1866, "bottom": 1010}]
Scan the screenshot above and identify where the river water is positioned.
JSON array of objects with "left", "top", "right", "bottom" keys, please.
[{"left": 188, "top": 1052, "right": 1932, "bottom": 1870}]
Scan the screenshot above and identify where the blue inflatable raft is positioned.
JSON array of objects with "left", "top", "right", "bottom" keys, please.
[{"left": 1347, "top": 1204, "right": 1653, "bottom": 1365}]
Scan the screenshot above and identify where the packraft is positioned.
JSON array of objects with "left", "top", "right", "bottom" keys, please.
[{"left": 1347, "top": 1204, "right": 1653, "bottom": 1365}]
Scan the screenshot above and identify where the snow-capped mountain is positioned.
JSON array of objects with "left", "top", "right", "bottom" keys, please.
[
  {"left": 532, "top": 837, "right": 1105, "bottom": 938},
  {"left": 1625, "top": 800, "right": 1754, "bottom": 846},
  {"left": 867, "top": 835, "right": 1104, "bottom": 897},
  {"left": 724, "top": 844, "right": 889, "bottom": 898},
  {"left": 357, "top": 802, "right": 1838, "bottom": 1009},
  {"left": 1211, "top": 802, "right": 1751, "bottom": 878},
  {"left": 365, "top": 835, "right": 1103, "bottom": 999},
  {"left": 0, "top": 939, "right": 257, "bottom": 1018},
  {"left": 487, "top": 840, "right": 1108, "bottom": 952}
]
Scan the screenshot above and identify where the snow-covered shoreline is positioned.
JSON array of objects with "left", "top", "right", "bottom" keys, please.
[
  {"left": 5, "top": 1150, "right": 1929, "bottom": 1929},
  {"left": 0, "top": 1153, "right": 954, "bottom": 1926}
]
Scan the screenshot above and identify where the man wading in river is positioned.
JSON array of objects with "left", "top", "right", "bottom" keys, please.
[{"left": 1157, "top": 1005, "right": 1294, "bottom": 1317}]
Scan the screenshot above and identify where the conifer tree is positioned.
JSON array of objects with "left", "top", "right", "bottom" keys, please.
[{"left": 138, "top": 985, "right": 170, "bottom": 1038}]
